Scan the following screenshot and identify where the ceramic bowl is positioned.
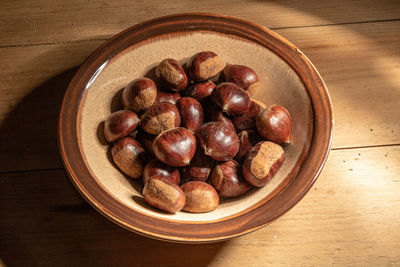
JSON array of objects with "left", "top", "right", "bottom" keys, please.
[{"left": 58, "top": 13, "right": 333, "bottom": 243}]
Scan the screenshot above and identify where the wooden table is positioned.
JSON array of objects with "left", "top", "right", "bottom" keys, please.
[{"left": 1, "top": 1, "right": 399, "bottom": 266}]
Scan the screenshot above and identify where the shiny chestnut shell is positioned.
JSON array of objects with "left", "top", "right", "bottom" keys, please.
[
  {"left": 211, "top": 160, "right": 252, "bottom": 197},
  {"left": 143, "top": 178, "right": 186, "bottom": 213},
  {"left": 104, "top": 110, "right": 140, "bottom": 143},
  {"left": 155, "top": 58, "right": 188, "bottom": 92},
  {"left": 180, "top": 146, "right": 214, "bottom": 182},
  {"left": 135, "top": 130, "right": 156, "bottom": 154},
  {"left": 176, "top": 97, "right": 204, "bottom": 133},
  {"left": 203, "top": 101, "right": 235, "bottom": 131},
  {"left": 235, "top": 130, "right": 255, "bottom": 162},
  {"left": 143, "top": 160, "right": 180, "bottom": 185},
  {"left": 211, "top": 82, "right": 251, "bottom": 116},
  {"left": 181, "top": 181, "right": 219, "bottom": 213},
  {"left": 111, "top": 137, "right": 146, "bottom": 179},
  {"left": 198, "top": 122, "right": 239, "bottom": 161},
  {"left": 187, "top": 51, "right": 224, "bottom": 82},
  {"left": 232, "top": 99, "right": 266, "bottom": 131},
  {"left": 256, "top": 105, "right": 292, "bottom": 144},
  {"left": 220, "top": 64, "right": 259, "bottom": 93},
  {"left": 186, "top": 80, "right": 216, "bottom": 101},
  {"left": 153, "top": 127, "right": 197, "bottom": 167},
  {"left": 155, "top": 91, "right": 181, "bottom": 105},
  {"left": 140, "top": 102, "right": 181, "bottom": 135},
  {"left": 209, "top": 111, "right": 236, "bottom": 133},
  {"left": 243, "top": 141, "right": 285, "bottom": 187},
  {"left": 121, "top": 77, "right": 157, "bottom": 113}
]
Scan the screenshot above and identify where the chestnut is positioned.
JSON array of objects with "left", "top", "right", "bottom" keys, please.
[
  {"left": 220, "top": 64, "right": 259, "bottom": 94},
  {"left": 202, "top": 101, "right": 235, "bottom": 131},
  {"left": 243, "top": 141, "right": 285, "bottom": 187},
  {"left": 153, "top": 127, "right": 196, "bottom": 167},
  {"left": 111, "top": 137, "right": 146, "bottom": 179},
  {"left": 135, "top": 130, "right": 156, "bottom": 154},
  {"left": 211, "top": 160, "right": 251, "bottom": 197},
  {"left": 235, "top": 130, "right": 254, "bottom": 162},
  {"left": 140, "top": 102, "right": 181, "bottom": 135},
  {"left": 198, "top": 122, "right": 239, "bottom": 161},
  {"left": 181, "top": 181, "right": 219, "bottom": 213},
  {"left": 104, "top": 110, "right": 140, "bottom": 143},
  {"left": 176, "top": 97, "right": 204, "bottom": 133},
  {"left": 209, "top": 111, "right": 236, "bottom": 132},
  {"left": 155, "top": 58, "right": 188, "bottom": 92},
  {"left": 187, "top": 51, "right": 224, "bottom": 82},
  {"left": 122, "top": 77, "right": 157, "bottom": 113},
  {"left": 256, "top": 105, "right": 292, "bottom": 144},
  {"left": 232, "top": 99, "right": 266, "bottom": 131},
  {"left": 143, "top": 178, "right": 186, "bottom": 213},
  {"left": 155, "top": 91, "right": 181, "bottom": 105},
  {"left": 185, "top": 80, "right": 216, "bottom": 101},
  {"left": 143, "top": 160, "right": 180, "bottom": 185},
  {"left": 180, "top": 146, "right": 214, "bottom": 182},
  {"left": 211, "top": 82, "right": 251, "bottom": 116}
]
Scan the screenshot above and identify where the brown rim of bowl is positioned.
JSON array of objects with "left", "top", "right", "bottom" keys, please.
[{"left": 58, "top": 13, "right": 333, "bottom": 243}]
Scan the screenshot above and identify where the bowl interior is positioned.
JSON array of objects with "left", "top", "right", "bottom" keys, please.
[{"left": 78, "top": 31, "right": 312, "bottom": 222}]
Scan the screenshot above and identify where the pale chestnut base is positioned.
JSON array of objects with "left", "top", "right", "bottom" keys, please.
[{"left": 79, "top": 32, "right": 312, "bottom": 222}]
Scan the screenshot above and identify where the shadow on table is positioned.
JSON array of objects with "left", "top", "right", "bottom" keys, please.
[
  {"left": 0, "top": 168, "right": 227, "bottom": 266},
  {"left": 1, "top": 2, "right": 398, "bottom": 265},
  {"left": 0, "top": 68, "right": 226, "bottom": 266},
  {"left": 0, "top": 67, "right": 78, "bottom": 172}
]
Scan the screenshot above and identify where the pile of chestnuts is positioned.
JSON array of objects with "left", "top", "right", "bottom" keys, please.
[{"left": 104, "top": 51, "right": 292, "bottom": 214}]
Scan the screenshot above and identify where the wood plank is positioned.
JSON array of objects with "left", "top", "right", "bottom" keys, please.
[
  {"left": 0, "top": 40, "right": 104, "bottom": 172},
  {"left": 0, "top": 146, "right": 399, "bottom": 266},
  {"left": 0, "top": 0, "right": 399, "bottom": 46},
  {"left": 0, "top": 21, "right": 399, "bottom": 172},
  {"left": 276, "top": 21, "right": 400, "bottom": 149}
]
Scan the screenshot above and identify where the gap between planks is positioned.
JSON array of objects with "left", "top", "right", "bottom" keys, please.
[
  {"left": 331, "top": 143, "right": 400, "bottom": 151},
  {"left": 0, "top": 18, "right": 399, "bottom": 49}
]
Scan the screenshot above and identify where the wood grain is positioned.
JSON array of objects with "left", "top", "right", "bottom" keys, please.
[
  {"left": 0, "top": 0, "right": 399, "bottom": 46},
  {"left": 278, "top": 20, "right": 400, "bottom": 149},
  {"left": 1, "top": 21, "right": 399, "bottom": 172},
  {"left": 1, "top": 146, "right": 398, "bottom": 266},
  {"left": 0, "top": 40, "right": 103, "bottom": 172},
  {"left": 1, "top": 0, "right": 399, "bottom": 264}
]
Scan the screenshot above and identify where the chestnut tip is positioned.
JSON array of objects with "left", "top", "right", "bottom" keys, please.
[
  {"left": 283, "top": 137, "right": 291, "bottom": 145},
  {"left": 202, "top": 144, "right": 214, "bottom": 157}
]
